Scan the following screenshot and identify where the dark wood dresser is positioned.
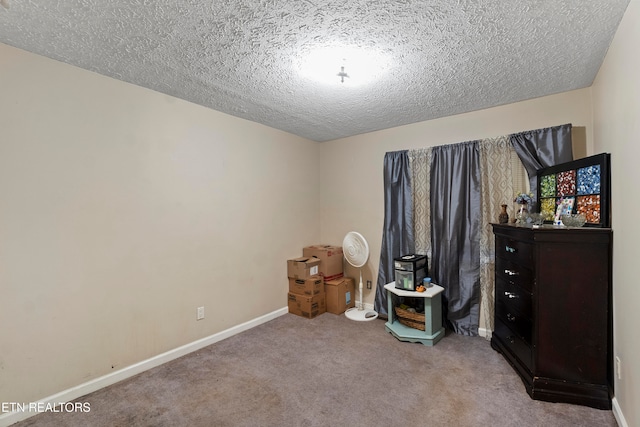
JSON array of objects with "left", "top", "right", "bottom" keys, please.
[{"left": 491, "top": 223, "right": 613, "bottom": 409}]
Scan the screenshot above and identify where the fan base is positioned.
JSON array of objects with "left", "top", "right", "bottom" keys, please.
[{"left": 345, "top": 307, "right": 378, "bottom": 322}]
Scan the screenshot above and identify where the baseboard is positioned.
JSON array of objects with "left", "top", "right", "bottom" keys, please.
[
  {"left": 362, "top": 302, "right": 374, "bottom": 311},
  {"left": 612, "top": 396, "right": 628, "bottom": 427},
  {"left": 0, "top": 307, "right": 288, "bottom": 427}
]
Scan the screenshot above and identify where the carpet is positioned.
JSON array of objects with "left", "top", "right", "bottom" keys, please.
[{"left": 14, "top": 313, "right": 617, "bottom": 426}]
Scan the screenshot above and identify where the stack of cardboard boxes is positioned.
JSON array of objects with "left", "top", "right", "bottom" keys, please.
[
  {"left": 287, "top": 245, "right": 356, "bottom": 319},
  {"left": 287, "top": 256, "right": 325, "bottom": 319}
]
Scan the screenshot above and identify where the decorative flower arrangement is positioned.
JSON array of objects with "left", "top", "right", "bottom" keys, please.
[{"left": 514, "top": 192, "right": 533, "bottom": 205}]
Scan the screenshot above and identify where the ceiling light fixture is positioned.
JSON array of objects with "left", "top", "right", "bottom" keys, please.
[
  {"left": 297, "top": 46, "right": 389, "bottom": 87},
  {"left": 337, "top": 65, "right": 349, "bottom": 83}
]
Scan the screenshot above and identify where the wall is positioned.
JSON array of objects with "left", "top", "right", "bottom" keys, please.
[
  {"left": 0, "top": 43, "right": 320, "bottom": 405},
  {"left": 592, "top": 1, "right": 639, "bottom": 426},
  {"left": 319, "top": 89, "right": 594, "bottom": 312}
]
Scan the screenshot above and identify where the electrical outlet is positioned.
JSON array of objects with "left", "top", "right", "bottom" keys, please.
[
  {"left": 197, "top": 306, "right": 205, "bottom": 320},
  {"left": 616, "top": 356, "right": 622, "bottom": 380},
  {"left": 366, "top": 280, "right": 372, "bottom": 289}
]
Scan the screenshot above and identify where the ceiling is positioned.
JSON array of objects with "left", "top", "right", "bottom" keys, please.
[{"left": 0, "top": 1, "right": 630, "bottom": 142}]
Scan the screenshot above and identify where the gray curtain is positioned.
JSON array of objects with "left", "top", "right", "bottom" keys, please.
[
  {"left": 374, "top": 150, "right": 414, "bottom": 317},
  {"left": 430, "top": 141, "right": 481, "bottom": 336},
  {"left": 510, "top": 123, "right": 573, "bottom": 200},
  {"left": 376, "top": 124, "right": 572, "bottom": 333}
]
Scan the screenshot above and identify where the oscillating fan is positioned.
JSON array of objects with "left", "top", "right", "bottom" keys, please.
[{"left": 343, "top": 231, "right": 379, "bottom": 321}]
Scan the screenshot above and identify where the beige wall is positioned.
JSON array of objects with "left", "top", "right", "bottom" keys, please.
[
  {"left": 0, "top": 43, "right": 320, "bottom": 404},
  {"left": 592, "top": 1, "right": 640, "bottom": 425},
  {"left": 319, "top": 89, "right": 594, "bottom": 310}
]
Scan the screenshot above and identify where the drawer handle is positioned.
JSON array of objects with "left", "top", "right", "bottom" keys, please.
[
  {"left": 507, "top": 335, "right": 515, "bottom": 345},
  {"left": 505, "top": 245, "right": 517, "bottom": 253},
  {"left": 504, "top": 291, "right": 518, "bottom": 299},
  {"left": 506, "top": 313, "right": 516, "bottom": 322},
  {"left": 504, "top": 269, "right": 519, "bottom": 276}
]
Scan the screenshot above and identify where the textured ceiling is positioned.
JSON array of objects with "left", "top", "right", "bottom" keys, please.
[{"left": 0, "top": 0, "right": 630, "bottom": 142}]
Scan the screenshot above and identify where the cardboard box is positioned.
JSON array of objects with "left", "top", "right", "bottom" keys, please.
[
  {"left": 302, "top": 245, "right": 344, "bottom": 281},
  {"left": 324, "top": 277, "right": 355, "bottom": 315},
  {"left": 287, "top": 257, "right": 321, "bottom": 280},
  {"left": 287, "top": 292, "right": 326, "bottom": 319},
  {"left": 288, "top": 276, "right": 324, "bottom": 296}
]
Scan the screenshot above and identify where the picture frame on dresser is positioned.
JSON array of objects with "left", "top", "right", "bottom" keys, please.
[{"left": 536, "top": 153, "right": 611, "bottom": 227}]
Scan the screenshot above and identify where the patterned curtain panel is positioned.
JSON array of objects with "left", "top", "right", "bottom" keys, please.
[
  {"left": 478, "top": 136, "right": 519, "bottom": 336},
  {"left": 408, "top": 148, "right": 432, "bottom": 259}
]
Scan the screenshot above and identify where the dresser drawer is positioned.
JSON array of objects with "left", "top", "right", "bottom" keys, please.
[
  {"left": 494, "top": 318, "right": 532, "bottom": 371},
  {"left": 496, "top": 277, "right": 532, "bottom": 319},
  {"left": 495, "top": 256, "right": 534, "bottom": 293},
  {"left": 496, "top": 299, "right": 532, "bottom": 344},
  {"left": 496, "top": 235, "right": 533, "bottom": 266}
]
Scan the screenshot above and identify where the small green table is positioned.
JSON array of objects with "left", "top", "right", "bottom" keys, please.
[{"left": 384, "top": 282, "right": 445, "bottom": 346}]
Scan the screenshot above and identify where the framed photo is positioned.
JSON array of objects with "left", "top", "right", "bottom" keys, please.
[
  {"left": 536, "top": 153, "right": 611, "bottom": 227},
  {"left": 553, "top": 197, "right": 575, "bottom": 225}
]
